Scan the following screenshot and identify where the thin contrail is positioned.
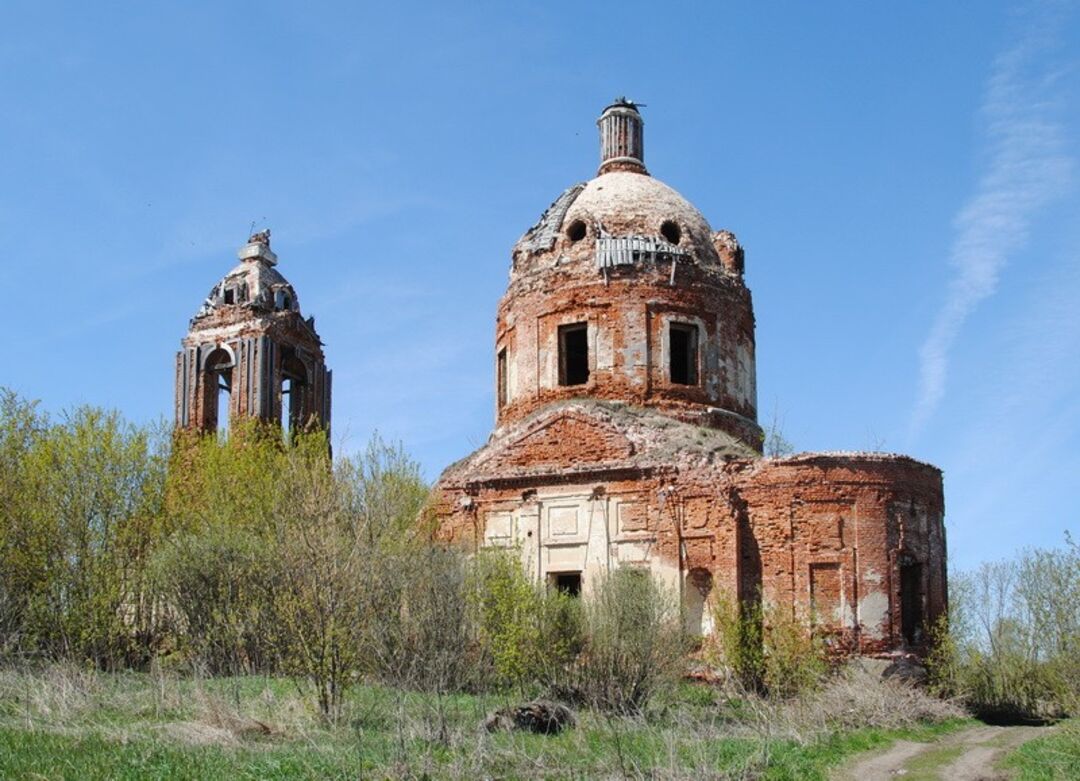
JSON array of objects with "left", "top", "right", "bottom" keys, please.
[{"left": 909, "top": 4, "right": 1072, "bottom": 439}]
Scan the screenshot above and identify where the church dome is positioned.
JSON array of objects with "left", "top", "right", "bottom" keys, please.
[
  {"left": 193, "top": 231, "right": 301, "bottom": 321},
  {"left": 512, "top": 100, "right": 737, "bottom": 275},
  {"left": 560, "top": 171, "right": 721, "bottom": 266},
  {"left": 512, "top": 171, "right": 726, "bottom": 272}
]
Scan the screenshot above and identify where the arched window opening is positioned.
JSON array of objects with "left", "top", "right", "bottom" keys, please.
[
  {"left": 216, "top": 372, "right": 231, "bottom": 436},
  {"left": 280, "top": 355, "right": 308, "bottom": 440},
  {"left": 201, "top": 348, "right": 234, "bottom": 435},
  {"left": 280, "top": 377, "right": 294, "bottom": 436},
  {"left": 497, "top": 348, "right": 508, "bottom": 408}
]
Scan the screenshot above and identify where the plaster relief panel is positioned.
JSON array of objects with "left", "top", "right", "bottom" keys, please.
[
  {"left": 545, "top": 502, "right": 583, "bottom": 543},
  {"left": 545, "top": 543, "right": 588, "bottom": 572},
  {"left": 614, "top": 540, "right": 652, "bottom": 564},
  {"left": 484, "top": 511, "right": 513, "bottom": 547},
  {"left": 616, "top": 500, "right": 648, "bottom": 535}
]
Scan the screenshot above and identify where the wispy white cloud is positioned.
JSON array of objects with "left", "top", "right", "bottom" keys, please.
[
  {"left": 935, "top": 244, "right": 1080, "bottom": 568},
  {"left": 910, "top": 5, "right": 1072, "bottom": 438}
]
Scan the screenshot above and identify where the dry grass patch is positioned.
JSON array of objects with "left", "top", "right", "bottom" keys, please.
[{"left": 786, "top": 663, "right": 967, "bottom": 734}]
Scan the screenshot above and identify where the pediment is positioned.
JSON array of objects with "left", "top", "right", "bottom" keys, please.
[{"left": 481, "top": 410, "right": 636, "bottom": 471}]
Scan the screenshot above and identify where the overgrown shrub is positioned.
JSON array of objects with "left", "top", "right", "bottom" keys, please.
[
  {"left": 268, "top": 432, "right": 431, "bottom": 720},
  {"left": 711, "top": 591, "right": 763, "bottom": 691},
  {"left": 466, "top": 547, "right": 586, "bottom": 699},
  {"left": 0, "top": 392, "right": 167, "bottom": 667},
  {"left": 149, "top": 526, "right": 279, "bottom": 675},
  {"left": 368, "top": 544, "right": 483, "bottom": 695},
  {"left": 469, "top": 548, "right": 545, "bottom": 693},
  {"left": 553, "top": 569, "right": 684, "bottom": 714},
  {"left": 710, "top": 593, "right": 827, "bottom": 697},
  {"left": 0, "top": 389, "right": 49, "bottom": 656},
  {"left": 761, "top": 604, "right": 828, "bottom": 698},
  {"left": 927, "top": 539, "right": 1080, "bottom": 724}
]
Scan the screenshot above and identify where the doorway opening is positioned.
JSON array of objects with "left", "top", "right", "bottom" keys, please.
[
  {"left": 900, "top": 558, "right": 923, "bottom": 645},
  {"left": 549, "top": 572, "right": 582, "bottom": 597}
]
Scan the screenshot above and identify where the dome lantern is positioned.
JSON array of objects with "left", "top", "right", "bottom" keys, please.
[{"left": 597, "top": 97, "right": 646, "bottom": 175}]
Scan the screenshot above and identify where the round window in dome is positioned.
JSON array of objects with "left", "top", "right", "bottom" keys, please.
[
  {"left": 566, "top": 220, "right": 587, "bottom": 242},
  {"left": 660, "top": 220, "right": 682, "bottom": 245}
]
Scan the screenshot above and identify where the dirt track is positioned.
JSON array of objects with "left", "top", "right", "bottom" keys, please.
[{"left": 833, "top": 724, "right": 1045, "bottom": 780}]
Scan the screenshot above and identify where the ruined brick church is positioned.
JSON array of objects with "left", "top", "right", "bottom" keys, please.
[
  {"left": 430, "top": 100, "right": 947, "bottom": 655},
  {"left": 175, "top": 100, "right": 947, "bottom": 656}
]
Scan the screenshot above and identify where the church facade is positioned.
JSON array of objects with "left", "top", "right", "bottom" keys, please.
[{"left": 431, "top": 100, "right": 946, "bottom": 655}]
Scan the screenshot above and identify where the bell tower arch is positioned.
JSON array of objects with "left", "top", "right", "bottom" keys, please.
[{"left": 175, "top": 231, "right": 331, "bottom": 436}]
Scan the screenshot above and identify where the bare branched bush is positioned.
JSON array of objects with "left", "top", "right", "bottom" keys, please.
[
  {"left": 149, "top": 526, "right": 279, "bottom": 674},
  {"left": 927, "top": 538, "right": 1080, "bottom": 723},
  {"left": 369, "top": 544, "right": 483, "bottom": 695},
  {"left": 551, "top": 569, "right": 685, "bottom": 714},
  {"left": 271, "top": 432, "right": 430, "bottom": 721},
  {"left": 786, "top": 663, "right": 965, "bottom": 734}
]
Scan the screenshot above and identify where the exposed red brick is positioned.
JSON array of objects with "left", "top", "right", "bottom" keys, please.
[
  {"left": 175, "top": 231, "right": 331, "bottom": 435},
  {"left": 432, "top": 101, "right": 946, "bottom": 658}
]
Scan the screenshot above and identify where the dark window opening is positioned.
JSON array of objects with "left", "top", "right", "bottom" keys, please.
[
  {"left": 223, "top": 288, "right": 235, "bottom": 305},
  {"left": 660, "top": 220, "right": 681, "bottom": 245},
  {"left": 669, "top": 323, "right": 698, "bottom": 385},
  {"left": 900, "top": 560, "right": 923, "bottom": 645},
  {"left": 497, "top": 348, "right": 508, "bottom": 408},
  {"left": 558, "top": 323, "right": 589, "bottom": 386},
  {"left": 550, "top": 572, "right": 582, "bottom": 597},
  {"left": 566, "top": 219, "right": 587, "bottom": 242}
]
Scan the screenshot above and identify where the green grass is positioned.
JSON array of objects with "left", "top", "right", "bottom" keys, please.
[
  {"left": 757, "top": 719, "right": 969, "bottom": 781},
  {"left": 895, "top": 744, "right": 966, "bottom": 781},
  {"left": 0, "top": 716, "right": 972, "bottom": 780},
  {"left": 1002, "top": 719, "right": 1080, "bottom": 781},
  {"left": 0, "top": 667, "right": 970, "bottom": 780}
]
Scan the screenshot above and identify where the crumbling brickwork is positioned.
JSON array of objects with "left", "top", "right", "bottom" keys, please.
[
  {"left": 175, "top": 231, "right": 331, "bottom": 435},
  {"left": 433, "top": 100, "right": 947, "bottom": 657}
]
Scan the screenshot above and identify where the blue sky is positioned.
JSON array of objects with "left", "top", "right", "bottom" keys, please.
[{"left": 1, "top": 1, "right": 1077, "bottom": 570}]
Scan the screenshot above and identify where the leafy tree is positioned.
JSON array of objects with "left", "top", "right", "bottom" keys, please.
[
  {"left": 928, "top": 539, "right": 1080, "bottom": 723},
  {"left": 0, "top": 391, "right": 167, "bottom": 667}
]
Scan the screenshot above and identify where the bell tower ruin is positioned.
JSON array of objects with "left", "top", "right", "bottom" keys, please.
[{"left": 175, "top": 230, "right": 331, "bottom": 436}]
